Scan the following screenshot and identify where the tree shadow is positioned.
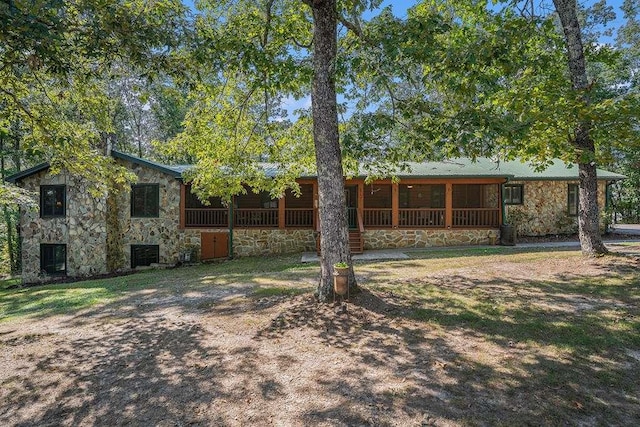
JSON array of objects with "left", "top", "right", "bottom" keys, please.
[
  {"left": 247, "top": 259, "right": 640, "bottom": 425},
  {"left": 1, "top": 249, "right": 638, "bottom": 425}
]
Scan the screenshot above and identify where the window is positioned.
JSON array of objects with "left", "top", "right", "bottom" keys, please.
[
  {"left": 131, "top": 184, "right": 159, "bottom": 217},
  {"left": 40, "top": 185, "right": 66, "bottom": 217},
  {"left": 568, "top": 184, "right": 579, "bottom": 216},
  {"left": 131, "top": 245, "right": 160, "bottom": 268},
  {"left": 40, "top": 244, "right": 66, "bottom": 275},
  {"left": 504, "top": 184, "right": 524, "bottom": 205}
]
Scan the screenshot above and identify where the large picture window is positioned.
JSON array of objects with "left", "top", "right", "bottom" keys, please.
[
  {"left": 40, "top": 244, "right": 66, "bottom": 275},
  {"left": 504, "top": 184, "right": 524, "bottom": 205},
  {"left": 131, "top": 184, "right": 159, "bottom": 217},
  {"left": 568, "top": 184, "right": 579, "bottom": 216},
  {"left": 40, "top": 185, "right": 66, "bottom": 217},
  {"left": 131, "top": 245, "right": 160, "bottom": 268}
]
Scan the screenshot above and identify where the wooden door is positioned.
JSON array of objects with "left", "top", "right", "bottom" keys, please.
[{"left": 201, "top": 232, "right": 229, "bottom": 260}]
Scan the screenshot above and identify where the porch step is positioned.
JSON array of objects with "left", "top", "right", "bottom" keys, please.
[
  {"left": 315, "top": 230, "right": 364, "bottom": 255},
  {"left": 349, "top": 230, "right": 364, "bottom": 254}
]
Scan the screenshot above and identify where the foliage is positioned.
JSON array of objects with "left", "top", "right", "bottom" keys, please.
[
  {"left": 344, "top": 1, "right": 639, "bottom": 169},
  {"left": 0, "top": 0, "right": 191, "bottom": 199},
  {"left": 162, "top": 0, "right": 319, "bottom": 202}
]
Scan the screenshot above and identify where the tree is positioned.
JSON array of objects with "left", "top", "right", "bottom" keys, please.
[
  {"left": 343, "top": 0, "right": 639, "bottom": 256},
  {"left": 169, "top": 0, "right": 376, "bottom": 301},
  {"left": 303, "top": 0, "right": 353, "bottom": 300},
  {"left": 1, "top": 0, "right": 190, "bottom": 193},
  {"left": 552, "top": 0, "right": 606, "bottom": 254}
]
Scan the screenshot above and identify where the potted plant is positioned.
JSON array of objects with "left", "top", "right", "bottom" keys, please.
[{"left": 333, "top": 262, "right": 350, "bottom": 296}]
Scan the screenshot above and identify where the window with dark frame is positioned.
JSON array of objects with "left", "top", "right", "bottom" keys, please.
[
  {"left": 40, "top": 244, "right": 66, "bottom": 275},
  {"left": 40, "top": 185, "right": 66, "bottom": 217},
  {"left": 504, "top": 184, "right": 524, "bottom": 205},
  {"left": 131, "top": 245, "right": 160, "bottom": 268},
  {"left": 131, "top": 184, "right": 160, "bottom": 217},
  {"left": 568, "top": 184, "right": 579, "bottom": 216}
]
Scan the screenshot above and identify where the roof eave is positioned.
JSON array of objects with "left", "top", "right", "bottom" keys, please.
[
  {"left": 4, "top": 163, "right": 50, "bottom": 183},
  {"left": 111, "top": 150, "right": 182, "bottom": 179}
]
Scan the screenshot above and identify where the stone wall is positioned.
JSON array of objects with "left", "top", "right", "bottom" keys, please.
[
  {"left": 17, "top": 158, "right": 612, "bottom": 283},
  {"left": 113, "top": 159, "right": 188, "bottom": 268},
  {"left": 364, "top": 229, "right": 499, "bottom": 249},
  {"left": 19, "top": 171, "right": 108, "bottom": 283},
  {"left": 233, "top": 229, "right": 316, "bottom": 257},
  {"left": 505, "top": 180, "right": 607, "bottom": 236}
]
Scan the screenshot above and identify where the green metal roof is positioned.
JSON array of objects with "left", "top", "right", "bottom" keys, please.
[
  {"left": 5, "top": 152, "right": 625, "bottom": 184},
  {"left": 5, "top": 163, "right": 50, "bottom": 183},
  {"left": 111, "top": 150, "right": 182, "bottom": 178},
  {"left": 394, "top": 158, "right": 625, "bottom": 181}
]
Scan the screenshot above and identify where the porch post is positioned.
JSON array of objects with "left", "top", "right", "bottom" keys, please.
[
  {"left": 445, "top": 182, "right": 453, "bottom": 228},
  {"left": 278, "top": 193, "right": 286, "bottom": 229},
  {"left": 313, "top": 181, "right": 319, "bottom": 230},
  {"left": 179, "top": 183, "right": 186, "bottom": 229},
  {"left": 392, "top": 182, "right": 399, "bottom": 228},
  {"left": 357, "top": 181, "right": 364, "bottom": 228},
  {"left": 500, "top": 182, "right": 506, "bottom": 226}
]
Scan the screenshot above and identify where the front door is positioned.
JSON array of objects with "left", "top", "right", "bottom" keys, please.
[{"left": 344, "top": 185, "right": 358, "bottom": 229}]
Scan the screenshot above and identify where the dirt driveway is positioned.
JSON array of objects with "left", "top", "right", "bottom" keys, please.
[{"left": 1, "top": 248, "right": 639, "bottom": 426}]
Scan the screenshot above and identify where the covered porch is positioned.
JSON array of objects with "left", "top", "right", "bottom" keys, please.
[{"left": 180, "top": 178, "right": 503, "bottom": 231}]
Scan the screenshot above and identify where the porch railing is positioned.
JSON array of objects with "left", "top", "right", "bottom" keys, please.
[
  {"left": 399, "top": 208, "right": 445, "bottom": 228},
  {"left": 185, "top": 208, "right": 228, "bottom": 227},
  {"left": 363, "top": 208, "right": 392, "bottom": 227},
  {"left": 452, "top": 208, "right": 500, "bottom": 228},
  {"left": 285, "top": 208, "right": 314, "bottom": 228},
  {"left": 185, "top": 207, "right": 499, "bottom": 229},
  {"left": 234, "top": 208, "right": 279, "bottom": 227}
]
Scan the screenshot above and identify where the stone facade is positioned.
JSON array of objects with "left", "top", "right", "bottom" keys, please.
[
  {"left": 232, "top": 229, "right": 316, "bottom": 257},
  {"left": 15, "top": 157, "right": 613, "bottom": 283},
  {"left": 19, "top": 171, "right": 108, "bottom": 283},
  {"left": 113, "top": 159, "right": 187, "bottom": 269},
  {"left": 505, "top": 180, "right": 607, "bottom": 236},
  {"left": 364, "top": 229, "right": 499, "bottom": 249}
]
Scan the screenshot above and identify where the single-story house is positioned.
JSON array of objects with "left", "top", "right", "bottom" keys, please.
[{"left": 6, "top": 150, "right": 624, "bottom": 282}]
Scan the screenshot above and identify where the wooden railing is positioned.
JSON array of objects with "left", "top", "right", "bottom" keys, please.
[
  {"left": 185, "top": 208, "right": 228, "bottom": 227},
  {"left": 186, "top": 207, "right": 499, "bottom": 229},
  {"left": 285, "top": 208, "right": 314, "bottom": 228},
  {"left": 363, "top": 208, "right": 392, "bottom": 227},
  {"left": 452, "top": 208, "right": 500, "bottom": 228},
  {"left": 399, "top": 208, "right": 445, "bottom": 228},
  {"left": 235, "top": 208, "right": 279, "bottom": 227},
  {"left": 347, "top": 207, "right": 358, "bottom": 229}
]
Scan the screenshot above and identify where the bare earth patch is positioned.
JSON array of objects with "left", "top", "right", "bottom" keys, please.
[{"left": 1, "top": 249, "right": 639, "bottom": 426}]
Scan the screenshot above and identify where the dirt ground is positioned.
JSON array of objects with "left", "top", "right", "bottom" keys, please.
[{"left": 1, "top": 249, "right": 639, "bottom": 426}]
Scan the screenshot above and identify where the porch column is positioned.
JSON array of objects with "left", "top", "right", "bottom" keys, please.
[
  {"left": 445, "top": 182, "right": 453, "bottom": 229},
  {"left": 278, "top": 194, "right": 286, "bottom": 229},
  {"left": 313, "top": 181, "right": 319, "bottom": 230},
  {"left": 391, "top": 183, "right": 399, "bottom": 228},
  {"left": 179, "top": 183, "right": 186, "bottom": 229},
  {"left": 357, "top": 182, "right": 364, "bottom": 229}
]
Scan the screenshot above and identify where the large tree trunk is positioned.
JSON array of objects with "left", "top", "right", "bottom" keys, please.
[
  {"left": 308, "top": 0, "right": 356, "bottom": 302},
  {"left": 553, "top": 0, "right": 607, "bottom": 255}
]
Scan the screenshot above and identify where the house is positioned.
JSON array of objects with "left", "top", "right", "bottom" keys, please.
[{"left": 6, "top": 150, "right": 624, "bottom": 283}]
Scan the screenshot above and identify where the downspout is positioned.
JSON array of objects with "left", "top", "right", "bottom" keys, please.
[
  {"left": 501, "top": 178, "right": 509, "bottom": 225},
  {"left": 228, "top": 196, "right": 234, "bottom": 259}
]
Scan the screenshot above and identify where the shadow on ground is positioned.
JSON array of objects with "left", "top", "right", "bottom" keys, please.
[{"left": 0, "top": 251, "right": 638, "bottom": 426}]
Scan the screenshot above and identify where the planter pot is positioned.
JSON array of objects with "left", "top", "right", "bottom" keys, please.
[{"left": 333, "top": 266, "right": 349, "bottom": 296}]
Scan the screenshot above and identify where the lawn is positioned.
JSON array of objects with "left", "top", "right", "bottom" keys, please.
[{"left": 1, "top": 245, "right": 639, "bottom": 426}]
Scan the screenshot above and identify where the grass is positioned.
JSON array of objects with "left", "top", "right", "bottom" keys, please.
[
  {"left": 0, "top": 255, "right": 317, "bottom": 322},
  {"left": 1, "top": 244, "right": 639, "bottom": 425}
]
